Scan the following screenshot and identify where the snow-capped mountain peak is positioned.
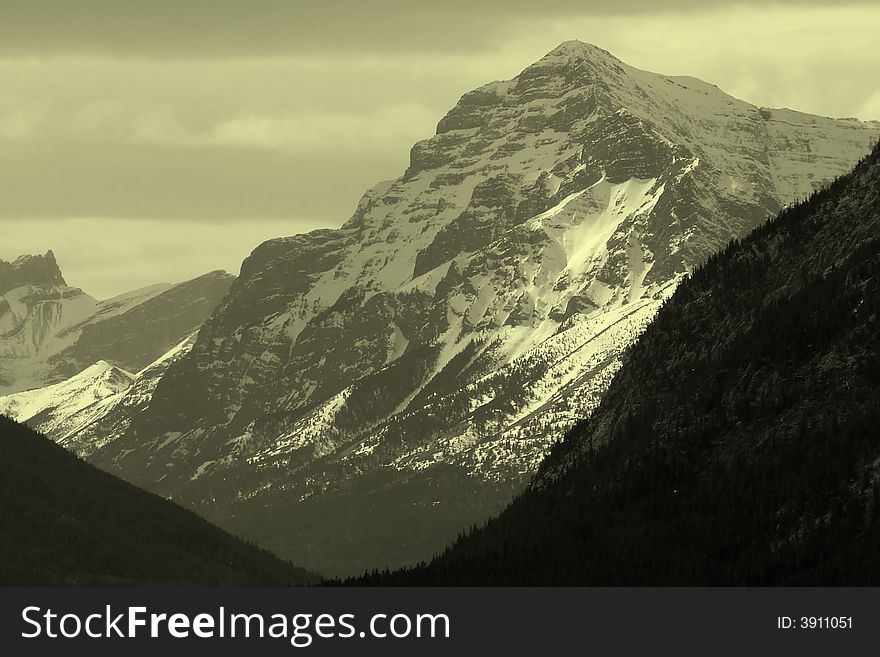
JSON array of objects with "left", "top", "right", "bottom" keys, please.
[
  {"left": 0, "top": 360, "right": 134, "bottom": 443},
  {"left": 0, "top": 333, "right": 198, "bottom": 457}
]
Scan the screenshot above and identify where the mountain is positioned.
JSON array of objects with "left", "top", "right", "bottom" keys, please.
[
  {"left": 0, "top": 333, "right": 196, "bottom": 457},
  {"left": 0, "top": 415, "right": 316, "bottom": 585},
  {"left": 362, "top": 140, "right": 880, "bottom": 585},
  {"left": 0, "top": 360, "right": 135, "bottom": 448},
  {"left": 36, "top": 42, "right": 880, "bottom": 576},
  {"left": 0, "top": 250, "right": 65, "bottom": 293},
  {"left": 0, "top": 252, "right": 234, "bottom": 394}
]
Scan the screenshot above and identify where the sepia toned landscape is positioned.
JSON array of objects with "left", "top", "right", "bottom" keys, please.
[{"left": 2, "top": 1, "right": 879, "bottom": 585}]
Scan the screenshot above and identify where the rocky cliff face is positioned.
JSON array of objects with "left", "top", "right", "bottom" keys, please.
[
  {"left": 0, "top": 253, "right": 234, "bottom": 394},
  {"left": 0, "top": 251, "right": 66, "bottom": 295},
  {"left": 44, "top": 42, "right": 880, "bottom": 575}
]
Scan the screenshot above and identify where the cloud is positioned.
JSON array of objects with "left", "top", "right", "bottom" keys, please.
[
  {"left": 0, "top": 111, "right": 33, "bottom": 139},
  {"left": 134, "top": 103, "right": 439, "bottom": 153},
  {"left": 0, "top": 56, "right": 468, "bottom": 222},
  {"left": 0, "top": 50, "right": 535, "bottom": 222},
  {"left": 859, "top": 92, "right": 880, "bottom": 122},
  {"left": 2, "top": 2, "right": 878, "bottom": 298},
  {"left": 1, "top": 1, "right": 874, "bottom": 57},
  {"left": 0, "top": 140, "right": 405, "bottom": 221},
  {"left": 0, "top": 1, "right": 521, "bottom": 57},
  {"left": 0, "top": 53, "right": 502, "bottom": 151}
]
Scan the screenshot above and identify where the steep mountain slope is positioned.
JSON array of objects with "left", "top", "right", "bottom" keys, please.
[
  {"left": 366, "top": 140, "right": 880, "bottom": 585},
  {"left": 80, "top": 43, "right": 880, "bottom": 575},
  {"left": 0, "top": 251, "right": 233, "bottom": 394},
  {"left": 0, "top": 415, "right": 316, "bottom": 585},
  {"left": 0, "top": 251, "right": 66, "bottom": 293},
  {"left": 0, "top": 360, "right": 135, "bottom": 446},
  {"left": 0, "top": 334, "right": 196, "bottom": 457}
]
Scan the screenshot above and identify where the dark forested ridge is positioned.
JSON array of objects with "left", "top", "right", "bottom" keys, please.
[
  {"left": 354, "top": 140, "right": 880, "bottom": 585},
  {"left": 0, "top": 416, "right": 317, "bottom": 585}
]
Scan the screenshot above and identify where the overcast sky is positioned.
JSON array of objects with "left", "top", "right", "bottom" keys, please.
[{"left": 2, "top": 1, "right": 879, "bottom": 297}]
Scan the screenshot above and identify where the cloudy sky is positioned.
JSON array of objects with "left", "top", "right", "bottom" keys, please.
[{"left": 2, "top": 1, "right": 879, "bottom": 297}]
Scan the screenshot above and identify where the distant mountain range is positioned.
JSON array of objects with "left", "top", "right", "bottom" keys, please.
[
  {"left": 0, "top": 415, "right": 316, "bottom": 585},
  {"left": 0, "top": 250, "right": 233, "bottom": 395},
  {"left": 0, "top": 252, "right": 233, "bottom": 461},
  {"left": 363, "top": 139, "right": 880, "bottom": 585},
  {"left": 0, "top": 336, "right": 195, "bottom": 457},
  {"left": 4, "top": 41, "right": 879, "bottom": 578}
]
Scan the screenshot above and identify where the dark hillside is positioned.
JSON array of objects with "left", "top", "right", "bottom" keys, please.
[
  {"left": 0, "top": 415, "right": 318, "bottom": 585},
  {"left": 359, "top": 140, "right": 880, "bottom": 585}
]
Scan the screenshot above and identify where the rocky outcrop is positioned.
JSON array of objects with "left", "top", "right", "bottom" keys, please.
[{"left": 0, "top": 251, "right": 65, "bottom": 295}]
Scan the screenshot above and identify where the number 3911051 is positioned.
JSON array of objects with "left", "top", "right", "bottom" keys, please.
[{"left": 777, "top": 616, "right": 852, "bottom": 629}]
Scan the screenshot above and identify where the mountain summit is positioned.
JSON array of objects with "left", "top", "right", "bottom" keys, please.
[
  {"left": 27, "top": 43, "right": 880, "bottom": 575},
  {"left": 0, "top": 250, "right": 65, "bottom": 295}
]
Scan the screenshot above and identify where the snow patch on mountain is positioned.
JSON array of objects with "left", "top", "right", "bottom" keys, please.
[
  {"left": 0, "top": 333, "right": 198, "bottom": 457},
  {"left": 0, "top": 361, "right": 134, "bottom": 443}
]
